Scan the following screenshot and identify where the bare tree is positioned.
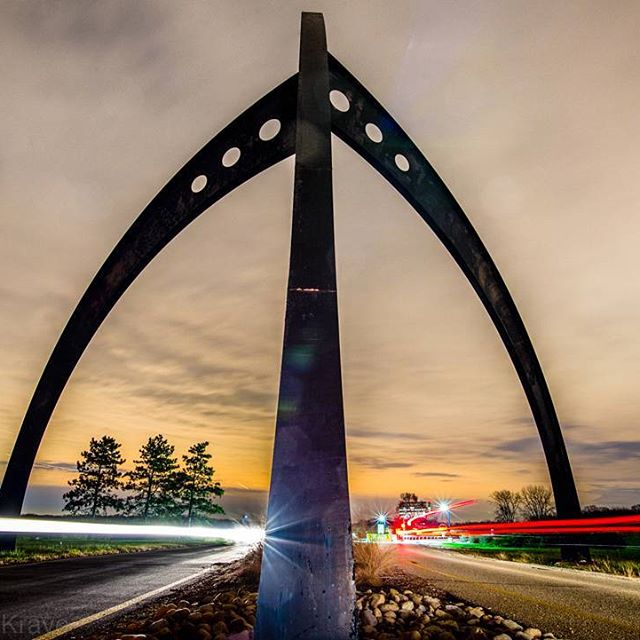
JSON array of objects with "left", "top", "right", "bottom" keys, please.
[
  {"left": 520, "top": 484, "right": 555, "bottom": 520},
  {"left": 489, "top": 489, "right": 521, "bottom": 522}
]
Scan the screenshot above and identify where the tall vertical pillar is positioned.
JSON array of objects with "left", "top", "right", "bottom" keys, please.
[{"left": 255, "top": 12, "right": 355, "bottom": 640}]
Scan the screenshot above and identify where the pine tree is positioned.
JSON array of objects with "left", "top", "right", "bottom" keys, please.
[
  {"left": 173, "top": 441, "right": 224, "bottom": 524},
  {"left": 125, "top": 434, "right": 178, "bottom": 520},
  {"left": 63, "top": 436, "right": 125, "bottom": 517}
]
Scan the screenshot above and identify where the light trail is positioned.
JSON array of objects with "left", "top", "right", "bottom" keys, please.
[
  {"left": 396, "top": 514, "right": 640, "bottom": 539},
  {"left": 0, "top": 517, "right": 265, "bottom": 545}
]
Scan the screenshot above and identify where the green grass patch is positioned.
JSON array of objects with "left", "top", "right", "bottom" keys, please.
[
  {"left": 0, "top": 536, "right": 227, "bottom": 565},
  {"left": 444, "top": 538, "right": 640, "bottom": 578}
]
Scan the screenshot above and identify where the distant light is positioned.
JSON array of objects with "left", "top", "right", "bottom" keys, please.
[
  {"left": 438, "top": 502, "right": 450, "bottom": 513},
  {"left": 375, "top": 512, "right": 388, "bottom": 524},
  {"left": 0, "top": 518, "right": 264, "bottom": 545}
]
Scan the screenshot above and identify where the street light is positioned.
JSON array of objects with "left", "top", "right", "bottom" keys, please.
[
  {"left": 438, "top": 502, "right": 451, "bottom": 528},
  {"left": 375, "top": 512, "right": 388, "bottom": 536}
]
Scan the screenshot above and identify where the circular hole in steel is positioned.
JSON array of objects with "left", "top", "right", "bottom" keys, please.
[
  {"left": 222, "top": 147, "right": 241, "bottom": 168},
  {"left": 394, "top": 153, "right": 410, "bottom": 172},
  {"left": 365, "top": 122, "right": 383, "bottom": 143},
  {"left": 191, "top": 175, "right": 207, "bottom": 193},
  {"left": 329, "top": 89, "right": 350, "bottom": 112},
  {"left": 259, "top": 118, "right": 281, "bottom": 141}
]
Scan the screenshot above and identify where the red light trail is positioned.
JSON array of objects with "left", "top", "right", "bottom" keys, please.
[{"left": 397, "top": 514, "right": 640, "bottom": 538}]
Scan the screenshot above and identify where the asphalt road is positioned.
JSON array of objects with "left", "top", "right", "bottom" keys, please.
[
  {"left": 396, "top": 545, "right": 640, "bottom": 640},
  {"left": 0, "top": 544, "right": 246, "bottom": 640}
]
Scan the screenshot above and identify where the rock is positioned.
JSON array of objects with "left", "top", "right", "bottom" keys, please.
[
  {"left": 400, "top": 600, "right": 415, "bottom": 611},
  {"left": 370, "top": 593, "right": 386, "bottom": 608},
  {"left": 211, "top": 621, "right": 229, "bottom": 635},
  {"left": 362, "top": 609, "right": 377, "bottom": 626},
  {"left": 147, "top": 619, "right": 169, "bottom": 633},
  {"left": 493, "top": 635, "right": 512, "bottom": 640},
  {"left": 169, "top": 607, "right": 190, "bottom": 621},
  {"left": 516, "top": 633, "right": 534, "bottom": 640},
  {"left": 503, "top": 619, "right": 523, "bottom": 632},
  {"left": 444, "top": 604, "right": 464, "bottom": 617},
  {"left": 154, "top": 604, "right": 175, "bottom": 619},
  {"left": 465, "top": 628, "right": 489, "bottom": 639},
  {"left": 381, "top": 602, "right": 400, "bottom": 612},
  {"left": 468, "top": 606, "right": 484, "bottom": 618},
  {"left": 423, "top": 624, "right": 445, "bottom": 636},
  {"left": 524, "top": 630, "right": 542, "bottom": 639}
]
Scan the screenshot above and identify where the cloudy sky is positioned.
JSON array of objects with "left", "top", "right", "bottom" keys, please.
[{"left": 1, "top": 1, "right": 639, "bottom": 519}]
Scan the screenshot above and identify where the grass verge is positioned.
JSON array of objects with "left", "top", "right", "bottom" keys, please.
[
  {"left": 0, "top": 535, "right": 227, "bottom": 565},
  {"left": 445, "top": 543, "right": 640, "bottom": 577}
]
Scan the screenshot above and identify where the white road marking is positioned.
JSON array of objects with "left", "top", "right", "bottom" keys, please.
[{"left": 34, "top": 547, "right": 244, "bottom": 640}]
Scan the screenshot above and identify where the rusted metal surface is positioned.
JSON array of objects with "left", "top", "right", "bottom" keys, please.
[
  {"left": 0, "top": 75, "right": 298, "bottom": 528},
  {"left": 255, "top": 13, "right": 355, "bottom": 639},
  {"left": 328, "top": 55, "right": 582, "bottom": 522}
]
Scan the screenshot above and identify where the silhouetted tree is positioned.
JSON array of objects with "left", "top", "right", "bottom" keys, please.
[
  {"left": 125, "top": 434, "right": 178, "bottom": 520},
  {"left": 63, "top": 436, "right": 125, "bottom": 517},
  {"left": 520, "top": 484, "right": 555, "bottom": 520},
  {"left": 172, "top": 442, "right": 224, "bottom": 524},
  {"left": 490, "top": 489, "right": 521, "bottom": 522}
]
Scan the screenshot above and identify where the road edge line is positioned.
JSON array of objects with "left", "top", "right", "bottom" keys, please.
[{"left": 33, "top": 556, "right": 230, "bottom": 640}]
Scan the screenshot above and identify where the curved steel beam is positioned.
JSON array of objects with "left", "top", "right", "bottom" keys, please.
[
  {"left": 328, "top": 55, "right": 582, "bottom": 518},
  {"left": 0, "top": 75, "right": 298, "bottom": 517}
]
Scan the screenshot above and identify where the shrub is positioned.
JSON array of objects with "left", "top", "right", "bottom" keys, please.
[{"left": 353, "top": 542, "right": 395, "bottom": 586}]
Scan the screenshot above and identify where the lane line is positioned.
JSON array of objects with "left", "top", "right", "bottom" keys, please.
[
  {"left": 402, "top": 554, "right": 640, "bottom": 635},
  {"left": 34, "top": 549, "right": 241, "bottom": 640}
]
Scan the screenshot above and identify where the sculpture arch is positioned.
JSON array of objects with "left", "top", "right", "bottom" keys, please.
[
  {"left": 0, "top": 74, "right": 299, "bottom": 516},
  {"left": 0, "top": 54, "right": 581, "bottom": 522}
]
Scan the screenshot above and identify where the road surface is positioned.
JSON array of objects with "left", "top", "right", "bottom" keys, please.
[
  {"left": 0, "top": 544, "right": 245, "bottom": 639},
  {"left": 396, "top": 545, "right": 640, "bottom": 640}
]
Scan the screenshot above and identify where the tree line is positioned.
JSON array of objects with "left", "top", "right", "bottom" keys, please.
[
  {"left": 63, "top": 434, "right": 224, "bottom": 523},
  {"left": 490, "top": 485, "right": 555, "bottom": 522}
]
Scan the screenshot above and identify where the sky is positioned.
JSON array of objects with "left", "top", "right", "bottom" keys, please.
[{"left": 1, "top": 1, "right": 639, "bottom": 520}]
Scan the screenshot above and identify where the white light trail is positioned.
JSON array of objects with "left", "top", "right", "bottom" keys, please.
[{"left": 0, "top": 517, "right": 264, "bottom": 545}]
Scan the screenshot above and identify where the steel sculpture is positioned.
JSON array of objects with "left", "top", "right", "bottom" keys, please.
[
  {"left": 327, "top": 56, "right": 582, "bottom": 523},
  {"left": 254, "top": 14, "right": 355, "bottom": 637},
  {"left": 0, "top": 10, "right": 585, "bottom": 631}
]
